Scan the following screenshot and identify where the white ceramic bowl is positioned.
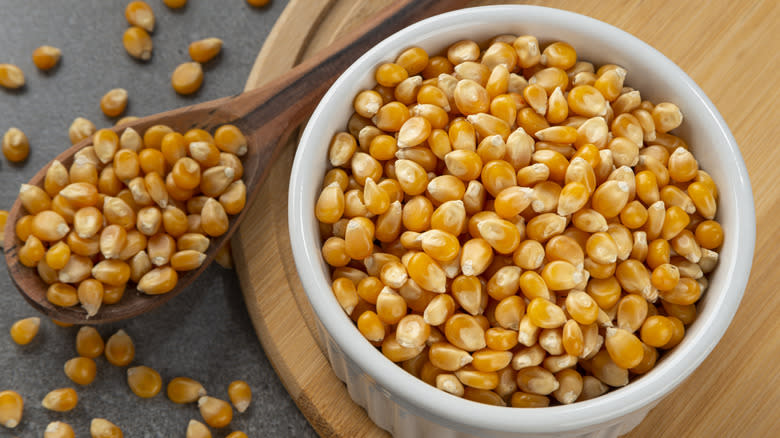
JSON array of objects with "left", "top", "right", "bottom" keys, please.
[{"left": 289, "top": 5, "right": 755, "bottom": 437}]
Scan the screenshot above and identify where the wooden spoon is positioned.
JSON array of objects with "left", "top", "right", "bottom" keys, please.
[{"left": 3, "top": 0, "right": 468, "bottom": 324}]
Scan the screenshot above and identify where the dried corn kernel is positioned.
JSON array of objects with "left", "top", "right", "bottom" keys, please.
[
  {"left": 228, "top": 380, "right": 252, "bottom": 413},
  {"left": 198, "top": 396, "right": 233, "bottom": 428},
  {"left": 172, "top": 62, "right": 204, "bottom": 95},
  {"left": 9, "top": 317, "right": 40, "bottom": 345},
  {"left": 168, "top": 377, "right": 206, "bottom": 404},
  {"left": 90, "top": 418, "right": 123, "bottom": 438},
  {"left": 41, "top": 388, "right": 78, "bottom": 412},
  {"left": 189, "top": 38, "right": 223, "bottom": 63},
  {"left": 100, "top": 88, "right": 128, "bottom": 118},
  {"left": 127, "top": 366, "right": 162, "bottom": 398},
  {"left": 64, "top": 357, "right": 97, "bottom": 385},
  {"left": 0, "top": 390, "right": 23, "bottom": 428},
  {"left": 0, "top": 64, "right": 25, "bottom": 89},
  {"left": 2, "top": 127, "right": 29, "bottom": 162},
  {"left": 105, "top": 330, "right": 135, "bottom": 367},
  {"left": 123, "top": 26, "right": 152, "bottom": 60}
]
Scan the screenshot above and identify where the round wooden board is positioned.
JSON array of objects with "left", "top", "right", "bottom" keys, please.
[{"left": 234, "top": 1, "right": 780, "bottom": 437}]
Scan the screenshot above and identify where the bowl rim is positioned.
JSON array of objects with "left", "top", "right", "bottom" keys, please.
[{"left": 289, "top": 4, "right": 755, "bottom": 434}]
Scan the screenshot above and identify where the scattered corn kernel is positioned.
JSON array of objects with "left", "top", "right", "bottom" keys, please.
[
  {"left": 45, "top": 421, "right": 75, "bottom": 438},
  {"left": 90, "top": 418, "right": 123, "bottom": 438},
  {"left": 0, "top": 64, "right": 25, "bottom": 89},
  {"left": 228, "top": 380, "right": 252, "bottom": 413},
  {"left": 0, "top": 390, "right": 23, "bottom": 428},
  {"left": 168, "top": 377, "right": 207, "bottom": 404},
  {"left": 198, "top": 396, "right": 233, "bottom": 428},
  {"left": 172, "top": 62, "right": 204, "bottom": 95},
  {"left": 41, "top": 388, "right": 78, "bottom": 412},
  {"left": 125, "top": 1, "right": 155, "bottom": 32},
  {"left": 2, "top": 127, "right": 29, "bottom": 163},
  {"left": 100, "top": 88, "right": 129, "bottom": 118},
  {"left": 105, "top": 329, "right": 135, "bottom": 367},
  {"left": 189, "top": 38, "right": 223, "bottom": 63},
  {"left": 123, "top": 26, "right": 153, "bottom": 60},
  {"left": 127, "top": 366, "right": 162, "bottom": 398},
  {"left": 9, "top": 317, "right": 40, "bottom": 345}
]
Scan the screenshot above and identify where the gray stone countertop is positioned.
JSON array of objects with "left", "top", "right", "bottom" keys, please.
[{"left": 0, "top": 0, "right": 317, "bottom": 436}]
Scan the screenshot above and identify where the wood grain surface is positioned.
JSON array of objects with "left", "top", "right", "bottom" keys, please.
[{"left": 234, "top": 1, "right": 780, "bottom": 437}]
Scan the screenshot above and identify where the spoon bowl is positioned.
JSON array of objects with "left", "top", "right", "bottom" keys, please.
[{"left": 3, "top": 0, "right": 466, "bottom": 324}]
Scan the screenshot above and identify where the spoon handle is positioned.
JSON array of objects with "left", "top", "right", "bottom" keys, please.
[{"left": 212, "top": 0, "right": 471, "bottom": 139}]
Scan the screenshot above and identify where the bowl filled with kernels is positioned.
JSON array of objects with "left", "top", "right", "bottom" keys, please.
[{"left": 289, "top": 5, "right": 754, "bottom": 437}]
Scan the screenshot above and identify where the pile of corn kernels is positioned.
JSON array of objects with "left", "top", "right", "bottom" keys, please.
[
  {"left": 15, "top": 123, "right": 248, "bottom": 316},
  {"left": 3, "top": 319, "right": 252, "bottom": 437},
  {"left": 316, "top": 35, "right": 723, "bottom": 407}
]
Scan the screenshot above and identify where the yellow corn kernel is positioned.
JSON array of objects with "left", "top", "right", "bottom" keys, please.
[
  {"left": 604, "top": 327, "right": 644, "bottom": 369},
  {"left": 591, "top": 180, "right": 630, "bottom": 219},
  {"left": 686, "top": 181, "right": 717, "bottom": 219},
  {"left": 18, "top": 234, "right": 45, "bottom": 268},
  {"left": 650, "top": 102, "right": 683, "bottom": 133},
  {"left": 76, "top": 279, "right": 103, "bottom": 317},
  {"left": 449, "top": 275, "right": 484, "bottom": 316},
  {"left": 75, "top": 326, "right": 104, "bottom": 358},
  {"left": 428, "top": 342, "right": 471, "bottom": 372},
  {"left": 353, "top": 90, "right": 384, "bottom": 119},
  {"left": 454, "top": 365, "right": 499, "bottom": 390},
  {"left": 615, "top": 294, "right": 647, "bottom": 335},
  {"left": 567, "top": 85, "right": 606, "bottom": 117},
  {"left": 444, "top": 150, "right": 482, "bottom": 183},
  {"left": 551, "top": 368, "right": 583, "bottom": 405},
  {"left": 163, "top": 0, "right": 187, "bottom": 7},
  {"left": 102, "top": 284, "right": 125, "bottom": 305},
  {"left": 123, "top": 26, "right": 152, "bottom": 60},
  {"left": 556, "top": 181, "right": 588, "bottom": 216},
  {"left": 64, "top": 357, "right": 97, "bottom": 385},
  {"left": 45, "top": 421, "right": 75, "bottom": 438},
  {"left": 125, "top": 1, "right": 154, "bottom": 31},
  {"left": 393, "top": 315, "right": 430, "bottom": 350},
  {"left": 694, "top": 220, "right": 724, "bottom": 250},
  {"left": 43, "top": 161, "right": 70, "bottom": 198},
  {"left": 41, "top": 388, "right": 78, "bottom": 412},
  {"left": 189, "top": 37, "right": 223, "bottom": 63},
  {"left": 9, "top": 317, "right": 40, "bottom": 345},
  {"left": 45, "top": 282, "right": 78, "bottom": 307},
  {"left": 356, "top": 310, "right": 385, "bottom": 342},
  {"left": 167, "top": 377, "right": 207, "bottom": 404},
  {"left": 2, "top": 127, "right": 29, "bottom": 162},
  {"left": 186, "top": 419, "right": 211, "bottom": 438},
  {"left": 511, "top": 391, "right": 549, "bottom": 408},
  {"left": 117, "top": 127, "right": 142, "bottom": 152},
  {"left": 0, "top": 390, "right": 23, "bottom": 428},
  {"left": 444, "top": 313, "right": 486, "bottom": 352},
  {"left": 515, "top": 366, "right": 559, "bottom": 395},
  {"left": 31, "top": 45, "right": 61, "bottom": 72},
  {"left": 136, "top": 262, "right": 177, "bottom": 293},
  {"left": 59, "top": 182, "right": 99, "bottom": 208},
  {"left": 172, "top": 62, "right": 204, "bottom": 95},
  {"left": 19, "top": 184, "right": 52, "bottom": 214},
  {"left": 0, "top": 64, "right": 25, "bottom": 89},
  {"left": 160, "top": 133, "right": 187, "bottom": 167},
  {"left": 493, "top": 186, "right": 533, "bottom": 219},
  {"left": 105, "top": 329, "right": 135, "bottom": 367},
  {"left": 447, "top": 117, "right": 476, "bottom": 151},
  {"left": 197, "top": 395, "right": 234, "bottom": 428},
  {"left": 538, "top": 327, "right": 564, "bottom": 356},
  {"left": 126, "top": 366, "right": 162, "bottom": 398},
  {"left": 90, "top": 418, "right": 123, "bottom": 438},
  {"left": 100, "top": 88, "right": 128, "bottom": 118},
  {"left": 526, "top": 298, "right": 566, "bottom": 329}
]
